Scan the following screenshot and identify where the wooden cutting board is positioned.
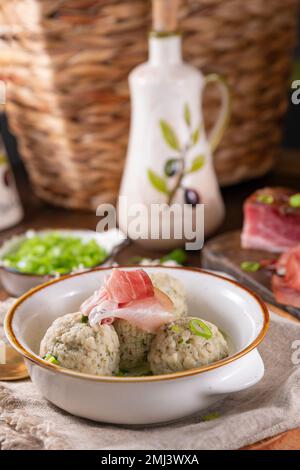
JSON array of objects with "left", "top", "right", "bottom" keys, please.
[
  {"left": 202, "top": 231, "right": 300, "bottom": 448},
  {"left": 201, "top": 230, "right": 300, "bottom": 320}
]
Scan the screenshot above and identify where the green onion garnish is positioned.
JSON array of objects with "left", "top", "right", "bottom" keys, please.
[
  {"left": 116, "top": 370, "right": 128, "bottom": 377},
  {"left": 116, "top": 363, "right": 152, "bottom": 377},
  {"left": 2, "top": 232, "right": 108, "bottom": 276},
  {"left": 160, "top": 248, "right": 187, "bottom": 265},
  {"left": 171, "top": 324, "right": 182, "bottom": 333},
  {"left": 256, "top": 194, "right": 274, "bottom": 204},
  {"left": 289, "top": 193, "right": 300, "bottom": 208},
  {"left": 129, "top": 248, "right": 187, "bottom": 266},
  {"left": 202, "top": 412, "right": 220, "bottom": 422},
  {"left": 241, "top": 261, "right": 261, "bottom": 272},
  {"left": 81, "top": 315, "right": 89, "bottom": 324},
  {"left": 43, "top": 354, "right": 59, "bottom": 365},
  {"left": 0, "top": 154, "right": 7, "bottom": 166},
  {"left": 189, "top": 318, "right": 212, "bottom": 340}
]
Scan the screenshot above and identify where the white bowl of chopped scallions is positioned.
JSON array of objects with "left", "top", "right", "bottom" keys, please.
[{"left": 0, "top": 229, "right": 126, "bottom": 296}]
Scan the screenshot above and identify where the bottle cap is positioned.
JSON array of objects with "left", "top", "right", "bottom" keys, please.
[{"left": 152, "top": 0, "right": 180, "bottom": 33}]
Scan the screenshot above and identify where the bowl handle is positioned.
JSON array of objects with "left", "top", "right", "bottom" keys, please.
[{"left": 205, "top": 349, "right": 264, "bottom": 395}]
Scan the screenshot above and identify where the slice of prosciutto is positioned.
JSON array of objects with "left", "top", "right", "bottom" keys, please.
[
  {"left": 272, "top": 246, "right": 300, "bottom": 308},
  {"left": 272, "top": 275, "right": 300, "bottom": 309},
  {"left": 89, "top": 295, "right": 174, "bottom": 333},
  {"left": 241, "top": 187, "right": 300, "bottom": 253},
  {"left": 80, "top": 269, "right": 174, "bottom": 333},
  {"left": 80, "top": 287, "right": 108, "bottom": 317},
  {"left": 80, "top": 269, "right": 154, "bottom": 317},
  {"left": 105, "top": 269, "right": 154, "bottom": 304},
  {"left": 285, "top": 249, "right": 300, "bottom": 292}
]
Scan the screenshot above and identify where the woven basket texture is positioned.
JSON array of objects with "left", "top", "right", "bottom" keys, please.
[{"left": 0, "top": 0, "right": 298, "bottom": 209}]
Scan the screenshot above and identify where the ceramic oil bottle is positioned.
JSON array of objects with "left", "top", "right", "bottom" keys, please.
[{"left": 118, "top": 0, "right": 230, "bottom": 249}]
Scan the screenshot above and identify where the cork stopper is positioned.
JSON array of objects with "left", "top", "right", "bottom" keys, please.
[{"left": 152, "top": 0, "right": 180, "bottom": 33}]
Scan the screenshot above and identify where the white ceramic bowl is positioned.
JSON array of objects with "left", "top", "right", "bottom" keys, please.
[
  {"left": 5, "top": 266, "right": 269, "bottom": 425},
  {"left": 0, "top": 228, "right": 127, "bottom": 297}
]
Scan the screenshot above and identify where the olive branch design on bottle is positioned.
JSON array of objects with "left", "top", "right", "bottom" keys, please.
[{"left": 147, "top": 103, "right": 205, "bottom": 206}]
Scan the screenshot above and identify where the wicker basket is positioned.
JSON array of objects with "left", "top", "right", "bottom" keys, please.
[{"left": 0, "top": 0, "right": 298, "bottom": 210}]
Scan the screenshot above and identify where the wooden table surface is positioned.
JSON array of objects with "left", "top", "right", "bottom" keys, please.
[{"left": 1, "top": 150, "right": 300, "bottom": 449}]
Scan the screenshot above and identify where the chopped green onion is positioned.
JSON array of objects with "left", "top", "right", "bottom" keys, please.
[
  {"left": 202, "top": 412, "right": 220, "bottom": 422},
  {"left": 130, "top": 363, "right": 152, "bottom": 377},
  {"left": 116, "top": 369, "right": 128, "bottom": 377},
  {"left": 189, "top": 318, "right": 212, "bottom": 340},
  {"left": 116, "top": 363, "right": 152, "bottom": 377},
  {"left": 0, "top": 154, "right": 7, "bottom": 166},
  {"left": 129, "top": 248, "right": 187, "bottom": 266},
  {"left": 289, "top": 193, "right": 300, "bottom": 208},
  {"left": 160, "top": 248, "right": 187, "bottom": 265},
  {"left": 81, "top": 315, "right": 89, "bottom": 324},
  {"left": 2, "top": 232, "right": 108, "bottom": 276},
  {"left": 43, "top": 354, "right": 59, "bottom": 365},
  {"left": 171, "top": 324, "right": 182, "bottom": 333},
  {"left": 241, "top": 261, "right": 261, "bottom": 272},
  {"left": 256, "top": 194, "right": 274, "bottom": 204}
]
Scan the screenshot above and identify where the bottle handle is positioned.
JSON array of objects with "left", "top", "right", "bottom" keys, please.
[{"left": 203, "top": 74, "right": 231, "bottom": 153}]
